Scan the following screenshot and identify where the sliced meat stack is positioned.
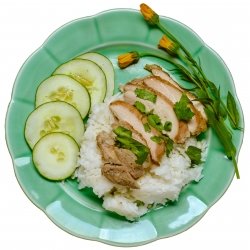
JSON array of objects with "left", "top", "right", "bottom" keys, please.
[
  {"left": 96, "top": 64, "right": 207, "bottom": 188},
  {"left": 110, "top": 101, "right": 165, "bottom": 163}
]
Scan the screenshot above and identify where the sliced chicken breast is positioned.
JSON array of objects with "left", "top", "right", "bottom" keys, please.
[
  {"left": 109, "top": 100, "right": 165, "bottom": 164},
  {"left": 143, "top": 76, "right": 207, "bottom": 135},
  {"left": 145, "top": 64, "right": 207, "bottom": 121},
  {"left": 145, "top": 64, "right": 182, "bottom": 90},
  {"left": 122, "top": 84, "right": 190, "bottom": 142}
]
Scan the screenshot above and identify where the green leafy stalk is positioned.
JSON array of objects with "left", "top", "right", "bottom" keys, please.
[
  {"left": 205, "top": 107, "right": 240, "bottom": 178},
  {"left": 227, "top": 91, "right": 241, "bottom": 129},
  {"left": 117, "top": 4, "right": 242, "bottom": 178}
]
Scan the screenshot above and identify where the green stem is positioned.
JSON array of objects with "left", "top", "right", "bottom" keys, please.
[
  {"left": 157, "top": 22, "right": 193, "bottom": 59},
  {"left": 139, "top": 51, "right": 203, "bottom": 90},
  {"left": 220, "top": 101, "right": 235, "bottom": 126},
  {"left": 139, "top": 51, "right": 184, "bottom": 73},
  {"left": 158, "top": 21, "right": 210, "bottom": 87},
  {"left": 139, "top": 51, "right": 174, "bottom": 64},
  {"left": 177, "top": 52, "right": 217, "bottom": 107},
  {"left": 232, "top": 157, "right": 240, "bottom": 179}
]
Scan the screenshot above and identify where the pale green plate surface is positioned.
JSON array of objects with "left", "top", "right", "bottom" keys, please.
[{"left": 5, "top": 9, "right": 244, "bottom": 246}]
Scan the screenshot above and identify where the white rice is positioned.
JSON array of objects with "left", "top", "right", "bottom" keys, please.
[{"left": 76, "top": 95, "right": 207, "bottom": 220}]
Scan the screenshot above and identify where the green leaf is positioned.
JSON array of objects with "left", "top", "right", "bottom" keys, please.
[
  {"left": 227, "top": 91, "right": 240, "bottom": 129},
  {"left": 173, "top": 93, "right": 194, "bottom": 121},
  {"left": 205, "top": 107, "right": 235, "bottom": 157},
  {"left": 134, "top": 200, "right": 145, "bottom": 206},
  {"left": 164, "top": 121, "right": 172, "bottom": 131},
  {"left": 135, "top": 88, "right": 157, "bottom": 103},
  {"left": 205, "top": 107, "right": 239, "bottom": 178},
  {"left": 192, "top": 88, "right": 207, "bottom": 99},
  {"left": 164, "top": 136, "right": 174, "bottom": 157},
  {"left": 143, "top": 123, "right": 151, "bottom": 132},
  {"left": 191, "top": 97, "right": 212, "bottom": 105},
  {"left": 115, "top": 136, "right": 150, "bottom": 165},
  {"left": 214, "top": 86, "right": 221, "bottom": 116},
  {"left": 219, "top": 103, "right": 228, "bottom": 120},
  {"left": 150, "top": 136, "right": 164, "bottom": 144},
  {"left": 147, "top": 114, "right": 164, "bottom": 132},
  {"left": 113, "top": 126, "right": 132, "bottom": 138},
  {"left": 208, "top": 81, "right": 218, "bottom": 98},
  {"left": 134, "top": 101, "right": 146, "bottom": 114},
  {"left": 170, "top": 64, "right": 194, "bottom": 83},
  {"left": 185, "top": 146, "right": 202, "bottom": 165}
]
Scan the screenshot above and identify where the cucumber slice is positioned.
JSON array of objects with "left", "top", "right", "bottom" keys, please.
[
  {"left": 77, "top": 52, "right": 114, "bottom": 100},
  {"left": 25, "top": 101, "right": 84, "bottom": 148},
  {"left": 33, "top": 132, "right": 79, "bottom": 180},
  {"left": 35, "top": 75, "right": 90, "bottom": 119},
  {"left": 53, "top": 59, "right": 107, "bottom": 109}
]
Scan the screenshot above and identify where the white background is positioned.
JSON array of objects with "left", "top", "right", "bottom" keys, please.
[{"left": 1, "top": 0, "right": 250, "bottom": 249}]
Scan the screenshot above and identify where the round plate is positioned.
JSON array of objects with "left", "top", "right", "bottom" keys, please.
[{"left": 5, "top": 9, "right": 244, "bottom": 246}]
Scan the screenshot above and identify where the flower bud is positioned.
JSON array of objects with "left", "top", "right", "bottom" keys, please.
[
  {"left": 158, "top": 35, "right": 179, "bottom": 56},
  {"left": 118, "top": 51, "right": 140, "bottom": 69},
  {"left": 140, "top": 3, "right": 159, "bottom": 26}
]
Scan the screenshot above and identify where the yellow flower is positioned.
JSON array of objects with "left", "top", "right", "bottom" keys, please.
[
  {"left": 140, "top": 3, "right": 159, "bottom": 25},
  {"left": 118, "top": 51, "right": 140, "bottom": 69},
  {"left": 158, "top": 35, "right": 179, "bottom": 56}
]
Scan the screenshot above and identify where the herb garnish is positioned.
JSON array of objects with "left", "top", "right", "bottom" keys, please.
[
  {"left": 147, "top": 114, "right": 163, "bottom": 132},
  {"left": 150, "top": 136, "right": 164, "bottom": 144},
  {"left": 185, "top": 146, "right": 202, "bottom": 165},
  {"left": 143, "top": 123, "right": 151, "bottom": 132},
  {"left": 164, "top": 121, "right": 172, "bottom": 132},
  {"left": 113, "top": 126, "right": 149, "bottom": 165},
  {"left": 113, "top": 126, "right": 132, "bottom": 138},
  {"left": 135, "top": 88, "right": 157, "bottom": 103},
  {"left": 134, "top": 101, "right": 147, "bottom": 114},
  {"left": 163, "top": 136, "right": 174, "bottom": 157},
  {"left": 173, "top": 94, "right": 194, "bottom": 121}
]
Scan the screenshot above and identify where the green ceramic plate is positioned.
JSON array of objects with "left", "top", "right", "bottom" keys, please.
[{"left": 6, "top": 9, "right": 244, "bottom": 246}]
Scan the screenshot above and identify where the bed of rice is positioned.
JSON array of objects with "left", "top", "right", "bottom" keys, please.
[{"left": 76, "top": 94, "right": 207, "bottom": 220}]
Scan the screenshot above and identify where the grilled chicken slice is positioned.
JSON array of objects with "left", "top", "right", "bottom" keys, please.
[
  {"left": 143, "top": 76, "right": 207, "bottom": 135},
  {"left": 97, "top": 131, "right": 145, "bottom": 189},
  {"left": 145, "top": 64, "right": 207, "bottom": 121},
  {"left": 145, "top": 64, "right": 183, "bottom": 90},
  {"left": 109, "top": 100, "right": 165, "bottom": 164},
  {"left": 96, "top": 132, "right": 121, "bottom": 164},
  {"left": 102, "top": 163, "right": 139, "bottom": 189},
  {"left": 185, "top": 92, "right": 207, "bottom": 122},
  {"left": 114, "top": 148, "right": 145, "bottom": 179},
  {"left": 122, "top": 83, "right": 190, "bottom": 143}
]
